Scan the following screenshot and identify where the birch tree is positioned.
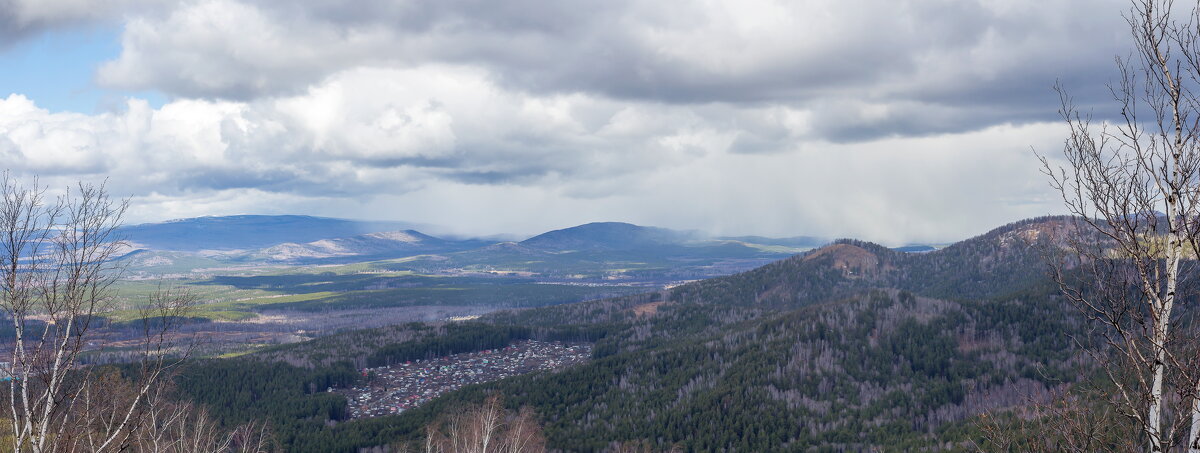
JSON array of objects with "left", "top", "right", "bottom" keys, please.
[
  {"left": 421, "top": 395, "right": 546, "bottom": 453},
  {"left": 0, "top": 174, "right": 198, "bottom": 452},
  {"left": 1043, "top": 0, "right": 1200, "bottom": 451}
]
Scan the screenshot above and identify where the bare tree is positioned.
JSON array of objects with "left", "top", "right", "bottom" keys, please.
[
  {"left": 421, "top": 395, "right": 547, "bottom": 453},
  {"left": 1042, "top": 0, "right": 1200, "bottom": 451},
  {"left": 975, "top": 384, "right": 1141, "bottom": 452},
  {"left": 58, "top": 367, "right": 275, "bottom": 453},
  {"left": 133, "top": 386, "right": 276, "bottom": 453},
  {"left": 0, "top": 174, "right": 200, "bottom": 452}
]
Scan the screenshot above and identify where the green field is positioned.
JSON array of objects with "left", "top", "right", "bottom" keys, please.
[
  {"left": 104, "top": 239, "right": 800, "bottom": 324},
  {"left": 106, "top": 268, "right": 649, "bottom": 323}
]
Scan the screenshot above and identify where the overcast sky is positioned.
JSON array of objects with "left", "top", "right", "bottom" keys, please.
[{"left": 0, "top": 0, "right": 1135, "bottom": 244}]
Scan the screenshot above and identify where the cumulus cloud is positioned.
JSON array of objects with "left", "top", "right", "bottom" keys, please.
[
  {"left": 0, "top": 63, "right": 1068, "bottom": 242},
  {"left": 0, "top": 0, "right": 1135, "bottom": 242},
  {"left": 92, "top": 0, "right": 1131, "bottom": 141},
  {"left": 0, "top": 67, "right": 730, "bottom": 195}
]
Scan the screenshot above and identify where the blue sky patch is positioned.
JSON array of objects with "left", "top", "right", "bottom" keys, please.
[{"left": 0, "top": 27, "right": 165, "bottom": 113}]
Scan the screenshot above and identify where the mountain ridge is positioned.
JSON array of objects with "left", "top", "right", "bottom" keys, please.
[
  {"left": 119, "top": 215, "right": 427, "bottom": 252},
  {"left": 118, "top": 216, "right": 829, "bottom": 276},
  {"left": 519, "top": 222, "right": 699, "bottom": 251}
]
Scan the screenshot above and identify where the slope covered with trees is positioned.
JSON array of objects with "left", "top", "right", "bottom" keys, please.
[
  {"left": 399, "top": 216, "right": 1089, "bottom": 450},
  {"left": 170, "top": 216, "right": 1095, "bottom": 451}
]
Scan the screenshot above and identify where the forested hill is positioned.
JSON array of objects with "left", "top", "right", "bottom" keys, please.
[
  {"left": 472, "top": 215, "right": 1077, "bottom": 331},
  {"left": 182, "top": 216, "right": 1089, "bottom": 452},
  {"left": 427, "top": 216, "right": 1085, "bottom": 450},
  {"left": 431, "top": 217, "right": 1083, "bottom": 451},
  {"left": 665, "top": 215, "right": 1078, "bottom": 311},
  {"left": 460, "top": 290, "right": 1078, "bottom": 451},
  {"left": 464, "top": 216, "right": 1081, "bottom": 361}
]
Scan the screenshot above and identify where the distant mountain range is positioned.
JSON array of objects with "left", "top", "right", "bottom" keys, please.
[
  {"left": 119, "top": 215, "right": 425, "bottom": 251},
  {"left": 121, "top": 216, "right": 827, "bottom": 253},
  {"left": 116, "top": 216, "right": 832, "bottom": 278}
]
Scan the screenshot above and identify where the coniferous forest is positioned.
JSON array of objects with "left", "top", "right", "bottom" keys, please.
[{"left": 163, "top": 217, "right": 1107, "bottom": 452}]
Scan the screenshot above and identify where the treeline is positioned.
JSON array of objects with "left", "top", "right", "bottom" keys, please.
[
  {"left": 175, "top": 359, "right": 356, "bottom": 423},
  {"left": 367, "top": 323, "right": 533, "bottom": 367},
  {"left": 173, "top": 359, "right": 388, "bottom": 452}
]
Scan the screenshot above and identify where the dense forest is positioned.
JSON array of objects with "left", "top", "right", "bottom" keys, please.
[{"left": 167, "top": 216, "right": 1102, "bottom": 451}]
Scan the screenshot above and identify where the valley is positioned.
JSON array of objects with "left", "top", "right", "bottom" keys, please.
[
  {"left": 130, "top": 215, "right": 1092, "bottom": 452},
  {"left": 2, "top": 213, "right": 1088, "bottom": 451},
  {"left": 77, "top": 216, "right": 822, "bottom": 360}
]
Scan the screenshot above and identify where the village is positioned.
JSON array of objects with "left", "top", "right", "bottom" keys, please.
[{"left": 340, "top": 340, "right": 592, "bottom": 418}]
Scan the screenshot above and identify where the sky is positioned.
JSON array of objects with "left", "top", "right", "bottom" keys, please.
[{"left": 0, "top": 0, "right": 1136, "bottom": 244}]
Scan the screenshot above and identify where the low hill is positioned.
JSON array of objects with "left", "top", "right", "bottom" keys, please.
[
  {"left": 248, "top": 230, "right": 485, "bottom": 262},
  {"left": 519, "top": 222, "right": 697, "bottom": 251}
]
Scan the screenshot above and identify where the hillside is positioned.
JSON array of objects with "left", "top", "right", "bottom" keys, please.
[
  {"left": 655, "top": 216, "right": 1076, "bottom": 312},
  {"left": 429, "top": 216, "right": 1084, "bottom": 450},
  {"left": 519, "top": 222, "right": 696, "bottom": 251},
  {"left": 247, "top": 230, "right": 484, "bottom": 262},
  {"left": 180, "top": 216, "right": 1090, "bottom": 451},
  {"left": 466, "top": 290, "right": 1074, "bottom": 451}
]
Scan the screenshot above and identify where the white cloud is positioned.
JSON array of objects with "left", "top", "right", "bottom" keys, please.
[
  {"left": 0, "top": 64, "right": 1069, "bottom": 242},
  {"left": 90, "top": 0, "right": 1129, "bottom": 134},
  {"left": 0, "top": 0, "right": 1125, "bottom": 242},
  {"left": 97, "top": 0, "right": 396, "bottom": 98},
  {"left": 328, "top": 120, "right": 1065, "bottom": 244}
]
